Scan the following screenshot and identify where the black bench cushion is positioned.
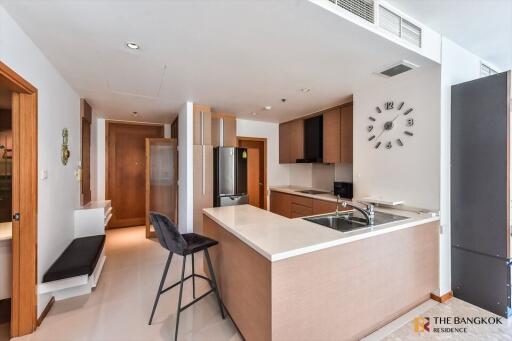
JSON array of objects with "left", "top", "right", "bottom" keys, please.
[{"left": 43, "top": 235, "right": 105, "bottom": 283}]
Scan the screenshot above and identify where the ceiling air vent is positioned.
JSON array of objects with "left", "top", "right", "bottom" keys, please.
[
  {"left": 376, "top": 60, "right": 419, "bottom": 78},
  {"left": 480, "top": 63, "right": 497, "bottom": 77},
  {"left": 328, "top": 0, "right": 375, "bottom": 23},
  {"left": 379, "top": 5, "right": 422, "bottom": 48}
]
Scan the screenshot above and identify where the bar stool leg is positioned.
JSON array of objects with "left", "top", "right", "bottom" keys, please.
[
  {"left": 148, "top": 252, "right": 173, "bottom": 325},
  {"left": 192, "top": 252, "right": 196, "bottom": 299},
  {"left": 204, "top": 249, "right": 225, "bottom": 319},
  {"left": 174, "top": 255, "right": 187, "bottom": 341}
]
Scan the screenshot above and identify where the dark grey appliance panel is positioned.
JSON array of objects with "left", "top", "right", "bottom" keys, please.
[
  {"left": 451, "top": 72, "right": 509, "bottom": 257},
  {"left": 218, "top": 147, "right": 235, "bottom": 196},
  {"left": 452, "top": 246, "right": 511, "bottom": 317},
  {"left": 236, "top": 148, "right": 247, "bottom": 195},
  {"left": 219, "top": 195, "right": 248, "bottom": 207}
]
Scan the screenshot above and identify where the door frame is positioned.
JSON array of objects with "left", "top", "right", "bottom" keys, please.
[
  {"left": 237, "top": 136, "right": 267, "bottom": 209},
  {"left": 0, "top": 61, "right": 38, "bottom": 337},
  {"left": 105, "top": 120, "right": 164, "bottom": 228}
]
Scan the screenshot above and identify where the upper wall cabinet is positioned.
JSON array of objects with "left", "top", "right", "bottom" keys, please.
[
  {"left": 323, "top": 104, "right": 353, "bottom": 164},
  {"left": 279, "top": 102, "right": 353, "bottom": 164},
  {"left": 211, "top": 113, "right": 237, "bottom": 147},
  {"left": 279, "top": 119, "right": 304, "bottom": 163},
  {"left": 193, "top": 104, "right": 211, "bottom": 145}
]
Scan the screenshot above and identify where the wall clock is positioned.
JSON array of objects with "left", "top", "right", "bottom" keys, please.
[{"left": 367, "top": 101, "right": 414, "bottom": 149}]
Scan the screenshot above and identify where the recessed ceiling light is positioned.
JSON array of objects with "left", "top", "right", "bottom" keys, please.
[
  {"left": 132, "top": 111, "right": 138, "bottom": 116},
  {"left": 264, "top": 106, "right": 272, "bottom": 111},
  {"left": 126, "top": 42, "right": 140, "bottom": 50},
  {"left": 300, "top": 88, "right": 311, "bottom": 93}
]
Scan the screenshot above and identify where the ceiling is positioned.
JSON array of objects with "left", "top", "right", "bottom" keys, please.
[
  {"left": 388, "top": 0, "right": 512, "bottom": 71},
  {"left": 2, "top": 0, "right": 436, "bottom": 123}
]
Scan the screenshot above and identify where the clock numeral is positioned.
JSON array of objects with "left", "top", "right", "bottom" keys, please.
[
  {"left": 385, "top": 141, "right": 392, "bottom": 149},
  {"left": 397, "top": 102, "right": 404, "bottom": 110},
  {"left": 369, "top": 116, "right": 376, "bottom": 122},
  {"left": 406, "top": 118, "right": 414, "bottom": 127},
  {"left": 385, "top": 101, "right": 394, "bottom": 110},
  {"left": 368, "top": 135, "right": 375, "bottom": 141},
  {"left": 376, "top": 106, "right": 382, "bottom": 113},
  {"left": 375, "top": 142, "right": 381, "bottom": 149},
  {"left": 404, "top": 131, "right": 414, "bottom": 136},
  {"left": 403, "top": 108, "right": 413, "bottom": 116},
  {"left": 396, "top": 139, "right": 404, "bottom": 146},
  {"left": 367, "top": 125, "right": 374, "bottom": 132}
]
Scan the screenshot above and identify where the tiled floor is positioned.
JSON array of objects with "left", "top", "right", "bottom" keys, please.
[
  {"left": 3, "top": 226, "right": 512, "bottom": 340},
  {"left": 12, "top": 226, "right": 241, "bottom": 341}
]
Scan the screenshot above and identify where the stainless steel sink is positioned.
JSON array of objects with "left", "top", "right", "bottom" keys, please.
[
  {"left": 296, "top": 189, "right": 329, "bottom": 195},
  {"left": 303, "top": 211, "right": 408, "bottom": 233}
]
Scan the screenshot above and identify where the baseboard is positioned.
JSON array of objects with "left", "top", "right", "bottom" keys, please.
[
  {"left": 430, "top": 291, "right": 453, "bottom": 303},
  {"left": 37, "top": 296, "right": 55, "bottom": 326}
]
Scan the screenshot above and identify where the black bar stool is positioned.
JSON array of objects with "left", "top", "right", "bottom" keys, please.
[{"left": 148, "top": 212, "right": 225, "bottom": 341}]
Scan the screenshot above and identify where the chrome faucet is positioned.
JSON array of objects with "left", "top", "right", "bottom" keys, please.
[{"left": 341, "top": 201, "right": 375, "bottom": 225}]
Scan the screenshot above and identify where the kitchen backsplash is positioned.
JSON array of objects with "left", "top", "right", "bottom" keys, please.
[{"left": 288, "top": 163, "right": 353, "bottom": 191}]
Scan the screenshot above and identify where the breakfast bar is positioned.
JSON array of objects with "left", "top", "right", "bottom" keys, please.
[{"left": 202, "top": 204, "right": 440, "bottom": 341}]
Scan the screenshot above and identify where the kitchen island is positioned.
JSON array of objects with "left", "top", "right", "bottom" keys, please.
[{"left": 202, "top": 204, "right": 439, "bottom": 341}]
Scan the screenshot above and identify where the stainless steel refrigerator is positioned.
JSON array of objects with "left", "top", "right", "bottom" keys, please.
[{"left": 213, "top": 147, "right": 248, "bottom": 207}]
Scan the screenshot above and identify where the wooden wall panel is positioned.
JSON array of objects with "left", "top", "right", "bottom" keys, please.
[
  {"left": 203, "top": 216, "right": 271, "bottom": 341},
  {"left": 271, "top": 222, "right": 439, "bottom": 341}
]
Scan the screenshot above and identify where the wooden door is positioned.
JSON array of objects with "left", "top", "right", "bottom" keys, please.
[
  {"left": 145, "top": 138, "right": 178, "bottom": 238},
  {"left": 246, "top": 148, "right": 260, "bottom": 207},
  {"left": 106, "top": 122, "right": 163, "bottom": 228},
  {"left": 238, "top": 137, "right": 267, "bottom": 209},
  {"left": 80, "top": 99, "right": 92, "bottom": 205}
]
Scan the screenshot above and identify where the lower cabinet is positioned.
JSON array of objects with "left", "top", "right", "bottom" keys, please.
[{"left": 270, "top": 191, "right": 344, "bottom": 218}]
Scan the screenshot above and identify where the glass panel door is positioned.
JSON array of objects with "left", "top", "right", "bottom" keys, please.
[{"left": 145, "top": 138, "right": 178, "bottom": 238}]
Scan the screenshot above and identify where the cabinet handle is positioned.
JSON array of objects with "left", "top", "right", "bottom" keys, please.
[
  {"left": 200, "top": 111, "right": 204, "bottom": 145},
  {"left": 219, "top": 118, "right": 224, "bottom": 147},
  {"left": 202, "top": 146, "right": 206, "bottom": 195}
]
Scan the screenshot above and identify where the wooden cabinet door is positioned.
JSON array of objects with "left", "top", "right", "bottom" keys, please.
[
  {"left": 279, "top": 122, "right": 290, "bottom": 163},
  {"left": 222, "top": 116, "right": 237, "bottom": 147},
  {"left": 313, "top": 199, "right": 338, "bottom": 215},
  {"left": 270, "top": 191, "right": 291, "bottom": 217},
  {"left": 289, "top": 119, "right": 304, "bottom": 162},
  {"left": 323, "top": 108, "right": 341, "bottom": 164},
  {"left": 340, "top": 104, "right": 353, "bottom": 163},
  {"left": 193, "top": 104, "right": 211, "bottom": 145},
  {"left": 279, "top": 120, "right": 304, "bottom": 163}
]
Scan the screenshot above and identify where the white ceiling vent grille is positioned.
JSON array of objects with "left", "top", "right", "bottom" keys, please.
[
  {"left": 480, "top": 63, "right": 497, "bottom": 77},
  {"left": 379, "top": 5, "right": 422, "bottom": 48},
  {"left": 328, "top": 0, "right": 375, "bottom": 23}
]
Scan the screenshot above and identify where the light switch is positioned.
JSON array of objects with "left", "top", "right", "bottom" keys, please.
[{"left": 40, "top": 169, "right": 48, "bottom": 180}]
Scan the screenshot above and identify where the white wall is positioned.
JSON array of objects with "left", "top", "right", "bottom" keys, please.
[
  {"left": 0, "top": 5, "right": 81, "bottom": 315},
  {"left": 437, "top": 38, "right": 482, "bottom": 296},
  {"left": 353, "top": 64, "right": 441, "bottom": 211},
  {"left": 178, "top": 102, "right": 193, "bottom": 233}
]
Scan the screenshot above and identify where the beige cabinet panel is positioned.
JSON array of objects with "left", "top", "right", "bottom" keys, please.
[{"left": 193, "top": 104, "right": 211, "bottom": 145}]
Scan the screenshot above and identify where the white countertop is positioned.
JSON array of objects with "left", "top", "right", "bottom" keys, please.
[
  {"left": 203, "top": 204, "right": 439, "bottom": 262},
  {"left": 0, "top": 222, "right": 12, "bottom": 241},
  {"left": 270, "top": 185, "right": 347, "bottom": 203}
]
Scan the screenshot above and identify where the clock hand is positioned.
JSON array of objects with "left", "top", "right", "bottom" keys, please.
[{"left": 391, "top": 113, "right": 401, "bottom": 122}]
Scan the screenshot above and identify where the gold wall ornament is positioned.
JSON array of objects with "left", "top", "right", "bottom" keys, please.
[{"left": 61, "top": 128, "right": 70, "bottom": 165}]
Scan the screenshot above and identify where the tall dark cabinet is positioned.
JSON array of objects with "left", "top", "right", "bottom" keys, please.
[{"left": 451, "top": 71, "right": 511, "bottom": 317}]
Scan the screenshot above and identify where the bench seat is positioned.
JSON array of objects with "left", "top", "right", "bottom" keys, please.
[{"left": 43, "top": 235, "right": 105, "bottom": 283}]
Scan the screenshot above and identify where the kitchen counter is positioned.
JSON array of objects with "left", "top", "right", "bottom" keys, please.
[
  {"left": 202, "top": 204, "right": 440, "bottom": 340},
  {"left": 203, "top": 204, "right": 439, "bottom": 261},
  {"left": 269, "top": 185, "right": 348, "bottom": 203}
]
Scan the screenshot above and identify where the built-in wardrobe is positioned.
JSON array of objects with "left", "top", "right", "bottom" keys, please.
[{"left": 451, "top": 71, "right": 511, "bottom": 317}]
